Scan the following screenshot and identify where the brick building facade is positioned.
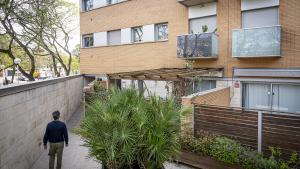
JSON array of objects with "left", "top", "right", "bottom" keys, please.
[{"left": 80, "top": 0, "right": 300, "bottom": 113}]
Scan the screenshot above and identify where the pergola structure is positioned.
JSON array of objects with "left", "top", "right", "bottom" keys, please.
[
  {"left": 107, "top": 68, "right": 223, "bottom": 81},
  {"left": 106, "top": 68, "right": 223, "bottom": 97}
]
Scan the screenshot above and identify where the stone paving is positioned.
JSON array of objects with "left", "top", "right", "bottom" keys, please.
[
  {"left": 31, "top": 106, "right": 193, "bottom": 169},
  {"left": 31, "top": 106, "right": 100, "bottom": 169}
]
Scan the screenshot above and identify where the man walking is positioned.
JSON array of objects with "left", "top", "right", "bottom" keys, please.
[{"left": 43, "top": 111, "right": 69, "bottom": 169}]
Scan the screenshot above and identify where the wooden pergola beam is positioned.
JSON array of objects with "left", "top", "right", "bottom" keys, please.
[{"left": 108, "top": 68, "right": 223, "bottom": 81}]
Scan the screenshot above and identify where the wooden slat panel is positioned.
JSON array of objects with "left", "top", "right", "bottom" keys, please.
[
  {"left": 262, "top": 112, "right": 300, "bottom": 158},
  {"left": 196, "top": 112, "right": 257, "bottom": 122},
  {"left": 263, "top": 114, "right": 300, "bottom": 127},
  {"left": 194, "top": 105, "right": 300, "bottom": 159},
  {"left": 195, "top": 114, "right": 257, "bottom": 126}
]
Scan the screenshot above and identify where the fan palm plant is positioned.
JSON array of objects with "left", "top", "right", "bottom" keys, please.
[{"left": 78, "top": 87, "right": 189, "bottom": 169}]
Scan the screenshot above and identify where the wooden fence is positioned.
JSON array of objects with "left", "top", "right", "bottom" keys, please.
[{"left": 193, "top": 105, "right": 300, "bottom": 157}]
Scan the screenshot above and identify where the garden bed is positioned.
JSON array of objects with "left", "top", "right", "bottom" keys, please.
[{"left": 174, "top": 151, "right": 242, "bottom": 169}]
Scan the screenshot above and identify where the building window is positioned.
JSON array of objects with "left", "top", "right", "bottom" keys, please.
[
  {"left": 242, "top": 83, "right": 300, "bottom": 113},
  {"left": 83, "top": 0, "right": 93, "bottom": 11},
  {"left": 155, "top": 23, "right": 168, "bottom": 41},
  {"left": 132, "top": 26, "right": 143, "bottom": 43},
  {"left": 186, "top": 80, "right": 216, "bottom": 95},
  {"left": 189, "top": 15, "right": 217, "bottom": 34},
  {"left": 242, "top": 7, "right": 279, "bottom": 28},
  {"left": 82, "top": 34, "right": 94, "bottom": 47},
  {"left": 108, "top": 30, "right": 121, "bottom": 45},
  {"left": 107, "top": 0, "right": 119, "bottom": 5}
]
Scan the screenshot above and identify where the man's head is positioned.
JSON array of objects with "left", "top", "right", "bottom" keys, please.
[{"left": 52, "top": 111, "right": 60, "bottom": 120}]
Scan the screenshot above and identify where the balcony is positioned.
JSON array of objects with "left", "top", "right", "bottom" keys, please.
[
  {"left": 178, "top": 0, "right": 217, "bottom": 6},
  {"left": 232, "top": 26, "right": 281, "bottom": 58},
  {"left": 177, "top": 33, "right": 218, "bottom": 59}
]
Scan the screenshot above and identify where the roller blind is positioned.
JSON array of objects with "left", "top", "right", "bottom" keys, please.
[
  {"left": 242, "top": 7, "right": 279, "bottom": 28},
  {"left": 108, "top": 30, "right": 121, "bottom": 45},
  {"left": 189, "top": 15, "right": 217, "bottom": 34}
]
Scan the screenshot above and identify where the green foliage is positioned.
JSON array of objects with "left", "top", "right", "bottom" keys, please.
[
  {"left": 79, "top": 88, "right": 187, "bottom": 169},
  {"left": 70, "top": 56, "right": 80, "bottom": 74},
  {"left": 0, "top": 54, "right": 12, "bottom": 67},
  {"left": 185, "top": 60, "right": 194, "bottom": 69},
  {"left": 210, "top": 137, "right": 247, "bottom": 164},
  {"left": 202, "top": 25, "right": 208, "bottom": 33},
  {"left": 85, "top": 82, "right": 111, "bottom": 104},
  {"left": 179, "top": 133, "right": 300, "bottom": 169},
  {"left": 179, "top": 131, "right": 216, "bottom": 156}
]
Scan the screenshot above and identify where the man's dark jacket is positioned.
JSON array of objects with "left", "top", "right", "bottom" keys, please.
[{"left": 43, "top": 120, "right": 68, "bottom": 146}]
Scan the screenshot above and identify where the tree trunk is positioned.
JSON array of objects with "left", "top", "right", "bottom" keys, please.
[
  {"left": 11, "top": 66, "right": 15, "bottom": 83},
  {"left": 51, "top": 56, "right": 60, "bottom": 77}
]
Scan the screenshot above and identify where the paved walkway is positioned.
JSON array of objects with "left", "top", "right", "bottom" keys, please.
[
  {"left": 31, "top": 106, "right": 100, "bottom": 169},
  {"left": 31, "top": 106, "right": 193, "bottom": 169}
]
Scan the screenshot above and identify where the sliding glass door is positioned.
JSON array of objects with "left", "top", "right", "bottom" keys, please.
[
  {"left": 272, "top": 84, "right": 300, "bottom": 113},
  {"left": 243, "top": 83, "right": 271, "bottom": 110},
  {"left": 243, "top": 83, "right": 300, "bottom": 113}
]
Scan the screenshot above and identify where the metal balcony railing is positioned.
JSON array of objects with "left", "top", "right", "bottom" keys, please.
[
  {"left": 232, "top": 25, "right": 281, "bottom": 58},
  {"left": 177, "top": 33, "right": 218, "bottom": 59}
]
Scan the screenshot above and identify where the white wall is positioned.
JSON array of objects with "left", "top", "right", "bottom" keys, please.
[
  {"left": 121, "top": 80, "right": 172, "bottom": 99},
  {"left": 79, "top": 0, "right": 83, "bottom": 11},
  {"left": 188, "top": 2, "right": 217, "bottom": 19},
  {"left": 143, "top": 24, "right": 155, "bottom": 42},
  {"left": 94, "top": 32, "right": 107, "bottom": 46},
  {"left": 93, "top": 0, "right": 107, "bottom": 9},
  {"left": 143, "top": 80, "right": 172, "bottom": 99},
  {"left": 241, "top": 0, "right": 279, "bottom": 11},
  {"left": 81, "top": 0, "right": 128, "bottom": 11},
  {"left": 216, "top": 80, "right": 241, "bottom": 108},
  {"left": 121, "top": 28, "right": 131, "bottom": 44}
]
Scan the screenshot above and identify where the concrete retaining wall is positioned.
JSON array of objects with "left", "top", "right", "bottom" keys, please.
[{"left": 0, "top": 75, "right": 84, "bottom": 169}]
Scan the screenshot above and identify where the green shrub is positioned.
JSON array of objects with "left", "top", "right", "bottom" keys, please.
[
  {"left": 179, "top": 133, "right": 300, "bottom": 169},
  {"left": 78, "top": 88, "right": 189, "bottom": 169},
  {"left": 179, "top": 131, "right": 216, "bottom": 156},
  {"left": 93, "top": 80, "right": 103, "bottom": 92},
  {"left": 210, "top": 137, "right": 247, "bottom": 164},
  {"left": 86, "top": 82, "right": 110, "bottom": 103}
]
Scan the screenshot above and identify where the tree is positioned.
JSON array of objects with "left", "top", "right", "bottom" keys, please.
[
  {"left": 0, "top": 35, "right": 36, "bottom": 81},
  {"left": 0, "top": 0, "right": 79, "bottom": 80},
  {"left": 72, "top": 44, "right": 80, "bottom": 60},
  {"left": 31, "top": 0, "right": 79, "bottom": 76}
]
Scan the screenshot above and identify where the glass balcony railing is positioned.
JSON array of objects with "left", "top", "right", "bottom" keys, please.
[
  {"left": 232, "top": 26, "right": 281, "bottom": 57},
  {"left": 177, "top": 33, "right": 218, "bottom": 59}
]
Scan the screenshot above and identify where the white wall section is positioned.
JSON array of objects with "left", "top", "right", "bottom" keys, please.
[
  {"left": 188, "top": 2, "right": 217, "bottom": 19},
  {"left": 94, "top": 32, "right": 107, "bottom": 46},
  {"left": 121, "top": 28, "right": 131, "bottom": 44},
  {"left": 81, "top": 0, "right": 128, "bottom": 11},
  {"left": 241, "top": 0, "right": 279, "bottom": 11},
  {"left": 143, "top": 24, "right": 155, "bottom": 42},
  {"left": 79, "top": 0, "right": 83, "bottom": 12},
  {"left": 93, "top": 0, "right": 107, "bottom": 9}
]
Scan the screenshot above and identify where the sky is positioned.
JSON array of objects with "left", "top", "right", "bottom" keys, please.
[{"left": 66, "top": 0, "right": 80, "bottom": 51}]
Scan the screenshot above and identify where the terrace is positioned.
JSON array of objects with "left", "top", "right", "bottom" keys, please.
[{"left": 1, "top": 72, "right": 300, "bottom": 169}]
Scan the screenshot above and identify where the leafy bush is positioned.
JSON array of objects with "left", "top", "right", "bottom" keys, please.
[
  {"left": 210, "top": 137, "right": 248, "bottom": 164},
  {"left": 85, "top": 82, "right": 110, "bottom": 103},
  {"left": 179, "top": 131, "right": 216, "bottom": 156},
  {"left": 78, "top": 88, "right": 189, "bottom": 169},
  {"left": 179, "top": 133, "right": 300, "bottom": 169}
]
